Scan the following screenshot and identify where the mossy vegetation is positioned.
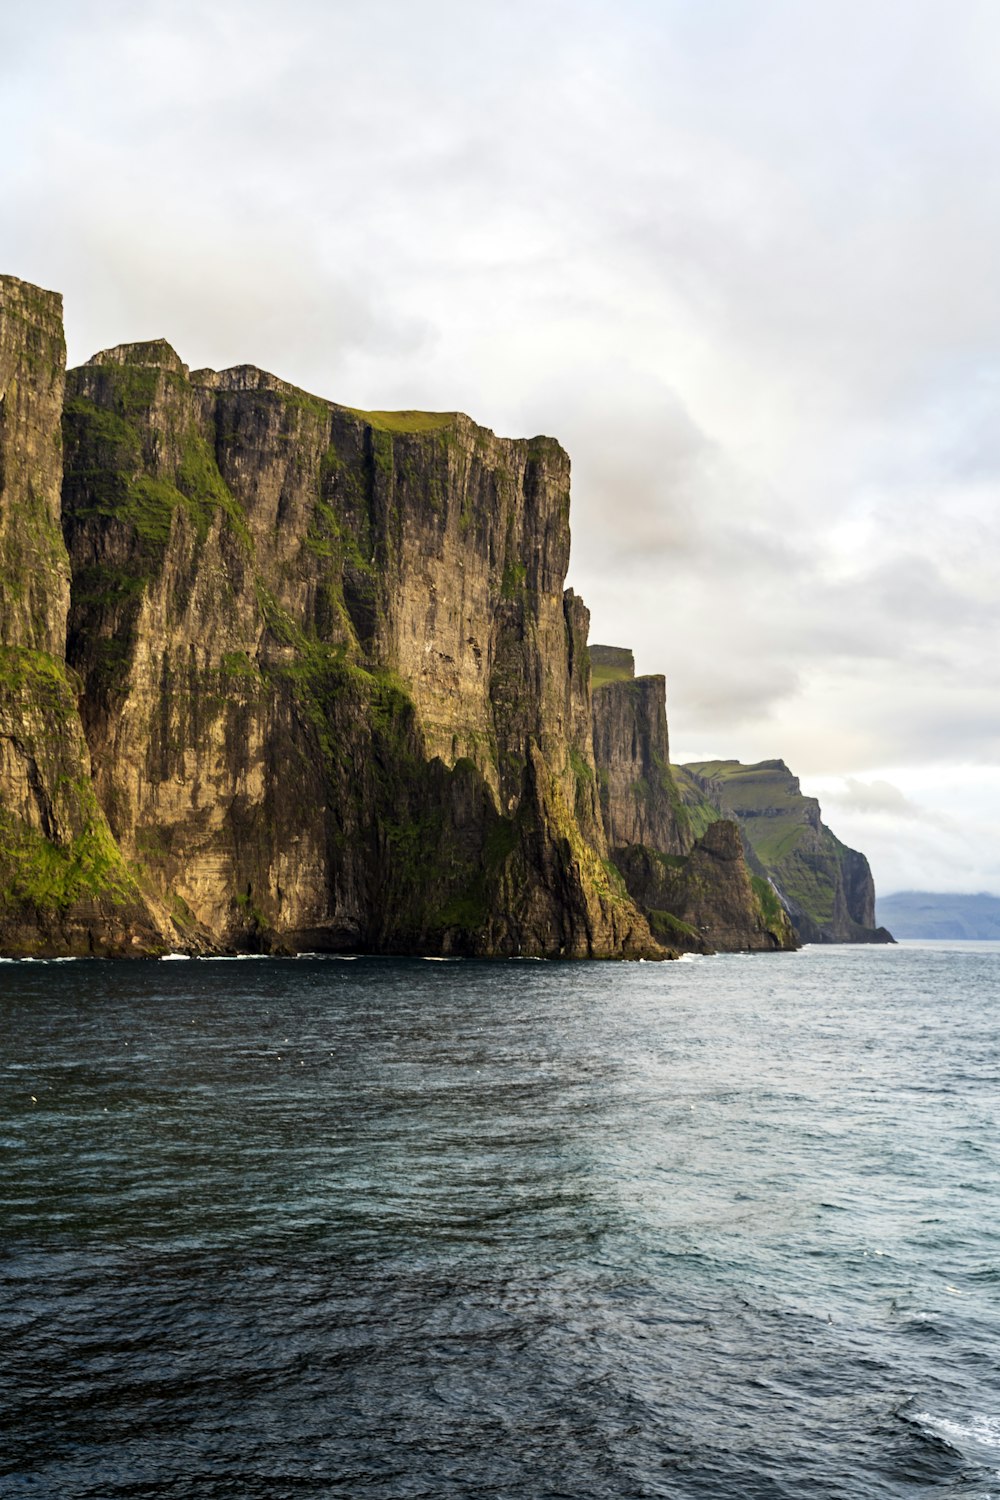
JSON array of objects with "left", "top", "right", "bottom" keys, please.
[
  {"left": 63, "top": 383, "right": 253, "bottom": 576},
  {"left": 646, "top": 908, "right": 701, "bottom": 945},
  {"left": 750, "top": 874, "right": 785, "bottom": 927},
  {"left": 274, "top": 386, "right": 330, "bottom": 423},
  {"left": 0, "top": 646, "right": 78, "bottom": 713},
  {"left": 369, "top": 428, "right": 395, "bottom": 480},
  {"left": 569, "top": 745, "right": 594, "bottom": 806},
  {"left": 591, "top": 662, "right": 633, "bottom": 687},
  {"left": 0, "top": 784, "right": 138, "bottom": 916},
  {"left": 345, "top": 407, "right": 457, "bottom": 435},
  {"left": 671, "top": 765, "right": 723, "bottom": 841},
  {"left": 220, "top": 650, "right": 261, "bottom": 680},
  {"left": 176, "top": 430, "right": 253, "bottom": 552},
  {"left": 500, "top": 558, "right": 527, "bottom": 599}
]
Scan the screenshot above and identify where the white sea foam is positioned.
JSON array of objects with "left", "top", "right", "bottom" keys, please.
[
  {"left": 159, "top": 952, "right": 192, "bottom": 961},
  {"left": 3, "top": 955, "right": 88, "bottom": 962},
  {"left": 917, "top": 1412, "right": 1000, "bottom": 1451},
  {"left": 202, "top": 953, "right": 272, "bottom": 962}
]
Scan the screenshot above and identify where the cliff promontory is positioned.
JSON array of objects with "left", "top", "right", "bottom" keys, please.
[
  {"left": 679, "top": 759, "right": 894, "bottom": 944},
  {"left": 589, "top": 649, "right": 796, "bottom": 953}
]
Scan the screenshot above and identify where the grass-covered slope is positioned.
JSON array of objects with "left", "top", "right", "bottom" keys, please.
[{"left": 682, "top": 759, "right": 893, "bottom": 944}]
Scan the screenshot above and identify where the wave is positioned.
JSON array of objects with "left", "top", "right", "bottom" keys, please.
[{"left": 915, "top": 1411, "right": 1000, "bottom": 1453}]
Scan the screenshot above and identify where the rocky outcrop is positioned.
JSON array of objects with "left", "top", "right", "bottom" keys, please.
[
  {"left": 53, "top": 334, "right": 660, "bottom": 957},
  {"left": 615, "top": 819, "right": 796, "bottom": 953},
  {"left": 591, "top": 664, "right": 796, "bottom": 952},
  {"left": 682, "top": 759, "right": 894, "bottom": 944},
  {"left": 0, "top": 277, "right": 161, "bottom": 955},
  {"left": 591, "top": 674, "right": 690, "bottom": 856}
]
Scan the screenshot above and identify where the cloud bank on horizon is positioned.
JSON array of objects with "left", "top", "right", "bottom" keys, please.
[{"left": 2, "top": 0, "right": 997, "bottom": 896}]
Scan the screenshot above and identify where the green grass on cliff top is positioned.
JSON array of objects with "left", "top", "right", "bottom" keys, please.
[
  {"left": 592, "top": 662, "right": 634, "bottom": 687},
  {"left": 684, "top": 760, "right": 803, "bottom": 814},
  {"left": 344, "top": 408, "right": 457, "bottom": 434}
]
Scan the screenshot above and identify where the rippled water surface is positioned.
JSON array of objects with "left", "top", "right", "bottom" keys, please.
[{"left": 2, "top": 942, "right": 999, "bottom": 1498}]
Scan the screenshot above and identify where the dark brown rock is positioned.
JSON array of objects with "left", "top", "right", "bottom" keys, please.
[
  {"left": 592, "top": 675, "right": 689, "bottom": 856},
  {"left": 615, "top": 820, "right": 796, "bottom": 953}
]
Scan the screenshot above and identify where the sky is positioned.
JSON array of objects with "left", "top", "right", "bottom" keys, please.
[{"left": 3, "top": 0, "right": 998, "bottom": 897}]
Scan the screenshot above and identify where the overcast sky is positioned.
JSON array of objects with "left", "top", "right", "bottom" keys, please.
[{"left": 3, "top": 0, "right": 998, "bottom": 897}]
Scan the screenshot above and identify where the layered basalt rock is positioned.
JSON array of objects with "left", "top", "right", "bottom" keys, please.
[
  {"left": 681, "top": 759, "right": 894, "bottom": 944},
  {"left": 590, "top": 654, "right": 796, "bottom": 952},
  {"left": 590, "top": 672, "right": 689, "bottom": 856}
]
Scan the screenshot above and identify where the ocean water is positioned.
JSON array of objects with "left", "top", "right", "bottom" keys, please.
[{"left": 1, "top": 941, "right": 998, "bottom": 1499}]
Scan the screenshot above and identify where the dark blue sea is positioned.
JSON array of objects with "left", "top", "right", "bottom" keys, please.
[{"left": 1, "top": 941, "right": 998, "bottom": 1498}]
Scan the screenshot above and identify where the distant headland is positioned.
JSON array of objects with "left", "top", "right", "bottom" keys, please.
[{"left": 876, "top": 891, "right": 1000, "bottom": 940}]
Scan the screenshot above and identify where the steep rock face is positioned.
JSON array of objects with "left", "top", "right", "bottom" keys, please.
[
  {"left": 60, "top": 340, "right": 660, "bottom": 957},
  {"left": 591, "top": 676, "right": 690, "bottom": 856},
  {"left": 0, "top": 277, "right": 71, "bottom": 653},
  {"left": 591, "top": 662, "right": 796, "bottom": 952},
  {"left": 0, "top": 278, "right": 161, "bottom": 954},
  {"left": 682, "top": 759, "right": 894, "bottom": 943},
  {"left": 615, "top": 819, "right": 796, "bottom": 953}
]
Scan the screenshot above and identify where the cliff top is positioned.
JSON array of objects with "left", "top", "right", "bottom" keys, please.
[
  {"left": 0, "top": 275, "right": 64, "bottom": 335},
  {"left": 590, "top": 644, "right": 634, "bottom": 685},
  {"left": 683, "top": 761, "right": 808, "bottom": 830},
  {"left": 86, "top": 340, "right": 188, "bottom": 375},
  {"left": 685, "top": 758, "right": 795, "bottom": 789},
  {"left": 71, "top": 338, "right": 569, "bottom": 456}
]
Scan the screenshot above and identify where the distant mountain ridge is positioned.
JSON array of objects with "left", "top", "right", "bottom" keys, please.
[{"left": 876, "top": 891, "right": 1000, "bottom": 940}]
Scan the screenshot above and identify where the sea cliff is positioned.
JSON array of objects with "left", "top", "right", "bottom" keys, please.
[
  {"left": 589, "top": 649, "right": 797, "bottom": 952},
  {"left": 3, "top": 278, "right": 662, "bottom": 957},
  {"left": 0, "top": 275, "right": 880, "bottom": 957},
  {"left": 678, "top": 759, "right": 894, "bottom": 944}
]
